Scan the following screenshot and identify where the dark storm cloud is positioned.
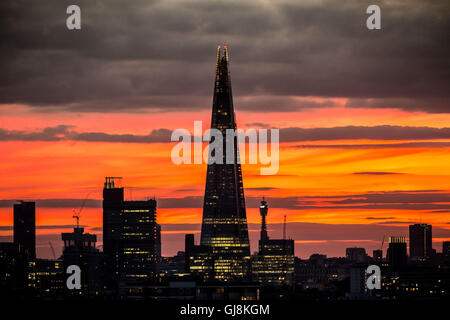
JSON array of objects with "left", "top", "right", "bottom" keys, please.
[
  {"left": 280, "top": 125, "right": 450, "bottom": 142},
  {"left": 2, "top": 124, "right": 450, "bottom": 143},
  {"left": 0, "top": 0, "right": 448, "bottom": 113},
  {"left": 0, "top": 126, "right": 172, "bottom": 142},
  {"left": 7, "top": 190, "right": 445, "bottom": 210},
  {"left": 0, "top": 125, "right": 73, "bottom": 141}
]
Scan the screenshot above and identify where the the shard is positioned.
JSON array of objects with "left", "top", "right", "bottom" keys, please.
[{"left": 200, "top": 46, "right": 251, "bottom": 281}]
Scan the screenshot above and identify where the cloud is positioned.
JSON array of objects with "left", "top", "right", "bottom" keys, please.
[
  {"left": 0, "top": 126, "right": 172, "bottom": 142},
  {"left": 0, "top": 0, "right": 448, "bottom": 113},
  {"left": 294, "top": 190, "right": 450, "bottom": 211},
  {"left": 296, "top": 142, "right": 450, "bottom": 149},
  {"left": 0, "top": 225, "right": 82, "bottom": 230},
  {"left": 2, "top": 190, "right": 450, "bottom": 211},
  {"left": 281, "top": 125, "right": 450, "bottom": 142},
  {"left": 2, "top": 125, "right": 450, "bottom": 143},
  {"left": 0, "top": 199, "right": 101, "bottom": 208},
  {"left": 374, "top": 221, "right": 416, "bottom": 225}
]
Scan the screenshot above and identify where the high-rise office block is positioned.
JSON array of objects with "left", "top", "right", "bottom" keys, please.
[
  {"left": 102, "top": 177, "right": 160, "bottom": 287},
  {"left": 103, "top": 177, "right": 124, "bottom": 285},
  {"left": 252, "top": 198, "right": 295, "bottom": 285},
  {"left": 13, "top": 201, "right": 36, "bottom": 259},
  {"left": 387, "top": 236, "right": 407, "bottom": 270},
  {"left": 121, "top": 199, "right": 158, "bottom": 283},
  {"left": 200, "top": 46, "right": 250, "bottom": 281},
  {"left": 409, "top": 224, "right": 432, "bottom": 260},
  {"left": 253, "top": 239, "right": 295, "bottom": 286}
]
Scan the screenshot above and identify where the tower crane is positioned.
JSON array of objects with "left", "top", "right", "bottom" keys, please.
[
  {"left": 49, "top": 241, "right": 56, "bottom": 260},
  {"left": 72, "top": 192, "right": 91, "bottom": 228}
]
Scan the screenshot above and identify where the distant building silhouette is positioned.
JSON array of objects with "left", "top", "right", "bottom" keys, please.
[
  {"left": 184, "top": 234, "right": 195, "bottom": 272},
  {"left": 62, "top": 227, "right": 105, "bottom": 295},
  {"left": 373, "top": 249, "right": 383, "bottom": 262},
  {"left": 409, "top": 224, "right": 433, "bottom": 261},
  {"left": 387, "top": 236, "right": 407, "bottom": 270},
  {"left": 348, "top": 266, "right": 370, "bottom": 300},
  {"left": 103, "top": 176, "right": 124, "bottom": 286},
  {"left": 0, "top": 243, "right": 19, "bottom": 292},
  {"left": 13, "top": 201, "right": 35, "bottom": 260},
  {"left": 28, "top": 259, "right": 64, "bottom": 298},
  {"left": 200, "top": 46, "right": 251, "bottom": 281},
  {"left": 346, "top": 247, "right": 367, "bottom": 263},
  {"left": 443, "top": 241, "right": 450, "bottom": 260}
]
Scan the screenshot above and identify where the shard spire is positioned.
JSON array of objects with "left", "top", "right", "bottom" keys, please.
[{"left": 200, "top": 46, "right": 251, "bottom": 281}]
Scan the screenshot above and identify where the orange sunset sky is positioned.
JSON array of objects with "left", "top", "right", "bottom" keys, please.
[
  {"left": 2, "top": 104, "right": 450, "bottom": 258},
  {"left": 1, "top": 0, "right": 449, "bottom": 259}
]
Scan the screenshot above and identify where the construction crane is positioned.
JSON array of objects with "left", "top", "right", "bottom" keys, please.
[
  {"left": 49, "top": 241, "right": 56, "bottom": 260},
  {"left": 380, "top": 235, "right": 385, "bottom": 251},
  {"left": 72, "top": 192, "right": 91, "bottom": 228}
]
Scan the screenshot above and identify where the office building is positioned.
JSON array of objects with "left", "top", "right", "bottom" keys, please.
[
  {"left": 28, "top": 259, "right": 64, "bottom": 297},
  {"left": 103, "top": 177, "right": 160, "bottom": 288},
  {"left": 121, "top": 199, "right": 159, "bottom": 283},
  {"left": 409, "top": 224, "right": 433, "bottom": 261},
  {"left": 13, "top": 201, "right": 36, "bottom": 260},
  {"left": 252, "top": 199, "right": 295, "bottom": 285}
]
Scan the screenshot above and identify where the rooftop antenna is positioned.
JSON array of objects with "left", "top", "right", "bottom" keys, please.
[{"left": 283, "top": 215, "right": 287, "bottom": 240}]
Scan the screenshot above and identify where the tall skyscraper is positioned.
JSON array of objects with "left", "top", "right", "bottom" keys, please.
[
  {"left": 259, "top": 198, "right": 268, "bottom": 242},
  {"left": 103, "top": 177, "right": 160, "bottom": 288},
  {"left": 121, "top": 199, "right": 159, "bottom": 283},
  {"left": 200, "top": 46, "right": 251, "bottom": 281},
  {"left": 13, "top": 201, "right": 36, "bottom": 259},
  {"left": 409, "top": 224, "right": 433, "bottom": 260},
  {"left": 103, "top": 177, "right": 124, "bottom": 284}
]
